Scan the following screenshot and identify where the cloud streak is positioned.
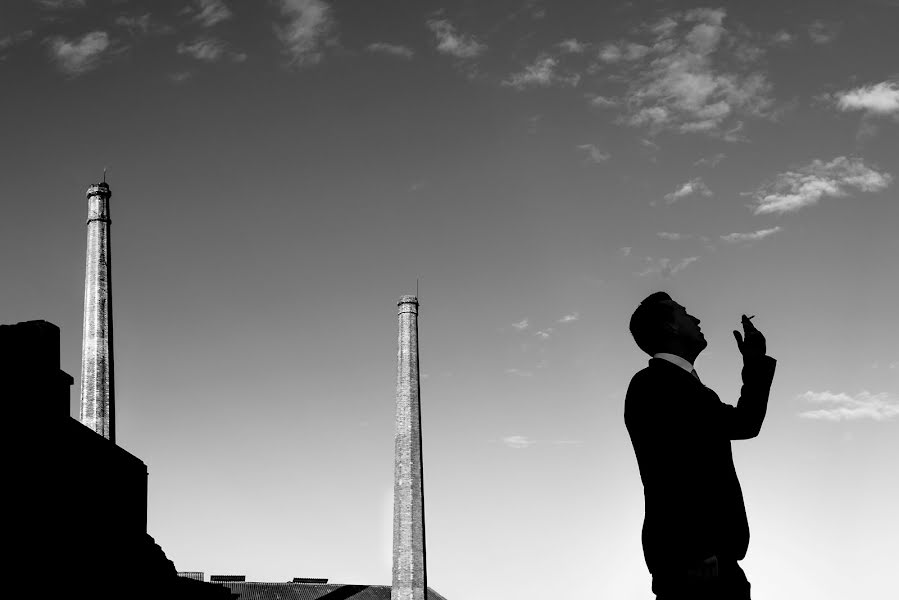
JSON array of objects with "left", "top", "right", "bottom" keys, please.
[
  {"left": 798, "top": 390, "right": 899, "bottom": 421},
  {"left": 192, "top": 0, "right": 232, "bottom": 27},
  {"left": 576, "top": 144, "right": 610, "bottom": 163},
  {"left": 752, "top": 156, "right": 892, "bottom": 214},
  {"left": 720, "top": 226, "right": 782, "bottom": 243},
  {"left": 367, "top": 42, "right": 414, "bottom": 59}
]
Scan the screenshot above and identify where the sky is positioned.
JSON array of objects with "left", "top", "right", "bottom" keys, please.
[{"left": 2, "top": 0, "right": 898, "bottom": 598}]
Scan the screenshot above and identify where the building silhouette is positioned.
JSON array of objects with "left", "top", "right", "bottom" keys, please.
[{"left": 1, "top": 320, "right": 228, "bottom": 599}]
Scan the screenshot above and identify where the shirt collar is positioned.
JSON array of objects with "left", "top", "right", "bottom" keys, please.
[{"left": 652, "top": 352, "right": 695, "bottom": 374}]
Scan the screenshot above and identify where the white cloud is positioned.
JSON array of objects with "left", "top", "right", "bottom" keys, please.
[
  {"left": 596, "top": 42, "right": 649, "bottom": 63},
  {"left": 576, "top": 143, "right": 610, "bottom": 163},
  {"left": 535, "top": 329, "right": 553, "bottom": 340},
  {"left": 558, "top": 38, "right": 587, "bottom": 53},
  {"left": 557, "top": 312, "right": 579, "bottom": 324},
  {"left": 503, "top": 55, "right": 580, "bottom": 89},
  {"left": 169, "top": 71, "right": 192, "bottom": 83},
  {"left": 612, "top": 8, "right": 772, "bottom": 137},
  {"left": 427, "top": 18, "right": 485, "bottom": 59},
  {"left": 663, "top": 177, "right": 712, "bottom": 204},
  {"left": 694, "top": 152, "right": 726, "bottom": 167},
  {"left": 618, "top": 246, "right": 632, "bottom": 257},
  {"left": 752, "top": 156, "right": 892, "bottom": 214},
  {"left": 637, "top": 256, "right": 700, "bottom": 278},
  {"left": 276, "top": 0, "right": 335, "bottom": 66},
  {"left": 720, "top": 226, "right": 782, "bottom": 243},
  {"left": 807, "top": 20, "right": 840, "bottom": 44},
  {"left": 504, "top": 368, "right": 534, "bottom": 378},
  {"left": 502, "top": 435, "right": 536, "bottom": 448},
  {"left": 511, "top": 318, "right": 529, "bottom": 331},
  {"left": 35, "top": 0, "right": 85, "bottom": 8},
  {"left": 588, "top": 94, "right": 618, "bottom": 108},
  {"left": 177, "top": 38, "right": 226, "bottom": 61},
  {"left": 771, "top": 30, "right": 794, "bottom": 46},
  {"left": 833, "top": 81, "right": 899, "bottom": 116},
  {"left": 48, "top": 31, "right": 109, "bottom": 76},
  {"left": 367, "top": 42, "right": 414, "bottom": 59},
  {"left": 657, "top": 232, "right": 690, "bottom": 240},
  {"left": 116, "top": 14, "right": 174, "bottom": 36},
  {"left": 798, "top": 390, "right": 899, "bottom": 421},
  {"left": 192, "top": 0, "right": 232, "bottom": 27}
]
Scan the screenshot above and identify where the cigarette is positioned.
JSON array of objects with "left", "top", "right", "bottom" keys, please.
[{"left": 747, "top": 315, "right": 755, "bottom": 320}]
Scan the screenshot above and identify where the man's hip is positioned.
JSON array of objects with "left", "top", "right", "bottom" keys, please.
[{"left": 652, "top": 555, "right": 751, "bottom": 600}]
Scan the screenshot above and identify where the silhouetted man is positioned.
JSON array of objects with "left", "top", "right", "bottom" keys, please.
[{"left": 624, "top": 292, "right": 776, "bottom": 599}]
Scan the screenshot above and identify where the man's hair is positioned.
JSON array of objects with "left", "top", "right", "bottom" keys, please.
[{"left": 629, "top": 291, "right": 676, "bottom": 356}]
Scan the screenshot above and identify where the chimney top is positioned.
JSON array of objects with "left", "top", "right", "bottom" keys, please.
[
  {"left": 86, "top": 182, "right": 111, "bottom": 198},
  {"left": 397, "top": 295, "right": 419, "bottom": 306}
]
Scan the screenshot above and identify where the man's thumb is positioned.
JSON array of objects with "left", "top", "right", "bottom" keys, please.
[{"left": 733, "top": 330, "right": 743, "bottom": 351}]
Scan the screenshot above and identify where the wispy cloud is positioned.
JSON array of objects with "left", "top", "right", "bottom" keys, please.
[
  {"left": 596, "top": 41, "right": 649, "bottom": 63},
  {"left": 657, "top": 232, "right": 691, "bottom": 241},
  {"left": 535, "top": 329, "right": 553, "bottom": 340},
  {"left": 588, "top": 94, "right": 619, "bottom": 109},
  {"left": 511, "top": 318, "right": 529, "bottom": 331},
  {"left": 177, "top": 37, "right": 244, "bottom": 62},
  {"left": 637, "top": 256, "right": 700, "bottom": 278},
  {"left": 751, "top": 156, "right": 892, "bottom": 214},
  {"left": 618, "top": 246, "right": 632, "bottom": 257},
  {"left": 662, "top": 177, "right": 712, "bottom": 204},
  {"left": 190, "top": 0, "right": 232, "bottom": 27},
  {"left": 833, "top": 81, "right": 899, "bottom": 117},
  {"left": 0, "top": 30, "right": 33, "bottom": 51},
  {"left": 798, "top": 390, "right": 899, "bottom": 421},
  {"left": 576, "top": 143, "right": 610, "bottom": 163},
  {"left": 504, "top": 368, "right": 534, "bottom": 377},
  {"left": 607, "top": 8, "right": 772, "bottom": 137},
  {"left": 694, "top": 152, "right": 726, "bottom": 167},
  {"left": 367, "top": 42, "right": 414, "bottom": 59},
  {"left": 557, "top": 312, "right": 580, "bottom": 324},
  {"left": 275, "top": 0, "right": 335, "bottom": 66},
  {"left": 558, "top": 38, "right": 587, "bottom": 54},
  {"left": 47, "top": 31, "right": 109, "bottom": 76},
  {"left": 503, "top": 55, "right": 580, "bottom": 89},
  {"left": 427, "top": 18, "right": 485, "bottom": 59},
  {"left": 807, "top": 20, "right": 840, "bottom": 44},
  {"left": 35, "top": 0, "right": 85, "bottom": 8},
  {"left": 502, "top": 435, "right": 536, "bottom": 448},
  {"left": 115, "top": 14, "right": 173, "bottom": 36},
  {"left": 720, "top": 226, "right": 782, "bottom": 243}
]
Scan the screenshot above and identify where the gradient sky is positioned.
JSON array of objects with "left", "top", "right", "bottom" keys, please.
[{"left": 2, "top": 1, "right": 898, "bottom": 599}]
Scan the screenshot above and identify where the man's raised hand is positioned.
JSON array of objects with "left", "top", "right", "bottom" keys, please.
[{"left": 733, "top": 314, "right": 766, "bottom": 358}]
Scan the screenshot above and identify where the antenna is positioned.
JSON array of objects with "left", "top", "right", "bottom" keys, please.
[
  {"left": 416, "top": 277, "right": 419, "bottom": 301},
  {"left": 102, "top": 167, "right": 107, "bottom": 184}
]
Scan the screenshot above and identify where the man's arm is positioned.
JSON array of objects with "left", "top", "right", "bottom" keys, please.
[{"left": 715, "top": 314, "right": 776, "bottom": 439}]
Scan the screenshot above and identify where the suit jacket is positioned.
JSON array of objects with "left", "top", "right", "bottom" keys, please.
[{"left": 624, "top": 354, "right": 777, "bottom": 576}]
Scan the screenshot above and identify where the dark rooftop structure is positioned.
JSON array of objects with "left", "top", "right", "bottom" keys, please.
[{"left": 208, "top": 581, "right": 448, "bottom": 600}]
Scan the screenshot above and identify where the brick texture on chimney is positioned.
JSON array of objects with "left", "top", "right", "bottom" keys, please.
[
  {"left": 80, "top": 182, "right": 115, "bottom": 443},
  {"left": 392, "top": 295, "right": 427, "bottom": 600}
]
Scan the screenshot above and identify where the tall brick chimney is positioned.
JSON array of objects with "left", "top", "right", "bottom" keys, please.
[
  {"left": 80, "top": 179, "right": 115, "bottom": 443},
  {"left": 392, "top": 295, "right": 427, "bottom": 600}
]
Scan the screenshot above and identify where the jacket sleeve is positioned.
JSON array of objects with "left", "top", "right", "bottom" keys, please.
[{"left": 711, "top": 355, "right": 777, "bottom": 440}]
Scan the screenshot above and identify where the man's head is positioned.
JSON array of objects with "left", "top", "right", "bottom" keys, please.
[{"left": 629, "top": 291, "right": 707, "bottom": 360}]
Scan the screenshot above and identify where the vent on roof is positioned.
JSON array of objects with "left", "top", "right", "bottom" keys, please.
[
  {"left": 293, "top": 578, "right": 329, "bottom": 584},
  {"left": 210, "top": 575, "right": 245, "bottom": 582}
]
